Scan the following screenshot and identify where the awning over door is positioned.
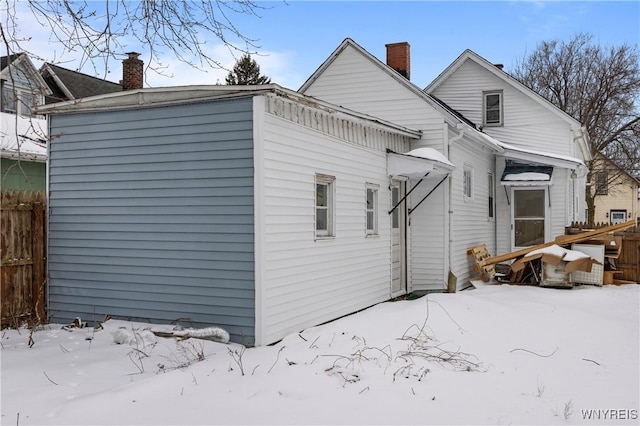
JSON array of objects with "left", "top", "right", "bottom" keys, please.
[
  {"left": 387, "top": 148, "right": 456, "bottom": 215},
  {"left": 387, "top": 148, "right": 455, "bottom": 179},
  {"left": 501, "top": 161, "right": 553, "bottom": 186}
]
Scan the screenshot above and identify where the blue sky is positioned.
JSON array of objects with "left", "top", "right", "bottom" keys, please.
[{"left": 12, "top": 1, "right": 640, "bottom": 90}]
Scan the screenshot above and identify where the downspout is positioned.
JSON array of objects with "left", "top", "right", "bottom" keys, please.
[{"left": 447, "top": 124, "right": 464, "bottom": 291}]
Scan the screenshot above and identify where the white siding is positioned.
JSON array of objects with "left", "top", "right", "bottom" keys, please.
[
  {"left": 302, "top": 45, "right": 446, "bottom": 149},
  {"left": 256, "top": 97, "right": 412, "bottom": 345},
  {"left": 431, "top": 59, "right": 575, "bottom": 157},
  {"left": 448, "top": 134, "right": 497, "bottom": 289}
]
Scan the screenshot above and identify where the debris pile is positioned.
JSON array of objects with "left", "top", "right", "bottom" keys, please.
[{"left": 468, "top": 219, "right": 637, "bottom": 288}]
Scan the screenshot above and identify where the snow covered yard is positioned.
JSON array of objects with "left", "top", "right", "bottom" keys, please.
[{"left": 1, "top": 283, "right": 638, "bottom": 425}]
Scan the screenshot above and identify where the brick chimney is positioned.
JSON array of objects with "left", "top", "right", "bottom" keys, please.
[
  {"left": 122, "top": 52, "right": 143, "bottom": 90},
  {"left": 386, "top": 42, "right": 410, "bottom": 80}
]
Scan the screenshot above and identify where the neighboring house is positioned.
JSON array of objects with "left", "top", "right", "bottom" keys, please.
[
  {"left": 40, "top": 62, "right": 123, "bottom": 104},
  {"left": 591, "top": 152, "right": 640, "bottom": 224},
  {"left": 426, "top": 48, "right": 591, "bottom": 256},
  {"left": 1, "top": 54, "right": 50, "bottom": 191},
  {"left": 300, "top": 39, "right": 590, "bottom": 290},
  {"left": 39, "top": 84, "right": 460, "bottom": 346},
  {"left": 1, "top": 52, "right": 141, "bottom": 191}
]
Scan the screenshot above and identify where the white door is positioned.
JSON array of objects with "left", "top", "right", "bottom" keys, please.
[
  {"left": 511, "top": 187, "right": 548, "bottom": 249},
  {"left": 390, "top": 180, "right": 407, "bottom": 296}
]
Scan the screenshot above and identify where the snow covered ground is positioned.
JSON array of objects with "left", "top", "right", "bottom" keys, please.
[{"left": 2, "top": 283, "right": 638, "bottom": 425}]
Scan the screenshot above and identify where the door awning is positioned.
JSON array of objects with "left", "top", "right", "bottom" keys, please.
[
  {"left": 387, "top": 148, "right": 456, "bottom": 216},
  {"left": 387, "top": 148, "right": 455, "bottom": 179},
  {"left": 501, "top": 161, "right": 553, "bottom": 186}
]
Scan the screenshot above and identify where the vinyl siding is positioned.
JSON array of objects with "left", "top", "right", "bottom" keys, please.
[
  {"left": 448, "top": 135, "right": 496, "bottom": 289},
  {"left": 48, "top": 98, "right": 256, "bottom": 344},
  {"left": 302, "top": 44, "right": 453, "bottom": 293},
  {"left": 431, "top": 59, "right": 575, "bottom": 157},
  {"left": 0, "top": 158, "right": 46, "bottom": 191},
  {"left": 257, "top": 96, "right": 411, "bottom": 345}
]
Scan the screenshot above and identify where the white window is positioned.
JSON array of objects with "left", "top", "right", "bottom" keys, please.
[
  {"left": 1, "top": 84, "right": 39, "bottom": 117},
  {"left": 315, "top": 174, "right": 335, "bottom": 238},
  {"left": 365, "top": 184, "right": 379, "bottom": 236},
  {"left": 488, "top": 172, "right": 495, "bottom": 219},
  {"left": 483, "top": 90, "right": 503, "bottom": 127},
  {"left": 463, "top": 165, "right": 473, "bottom": 200}
]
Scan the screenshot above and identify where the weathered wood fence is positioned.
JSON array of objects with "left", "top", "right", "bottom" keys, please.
[
  {"left": 1, "top": 190, "right": 46, "bottom": 328},
  {"left": 567, "top": 221, "right": 640, "bottom": 284}
]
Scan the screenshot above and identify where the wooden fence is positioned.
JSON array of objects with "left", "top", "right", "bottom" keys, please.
[
  {"left": 1, "top": 190, "right": 46, "bottom": 328},
  {"left": 567, "top": 221, "right": 639, "bottom": 284}
]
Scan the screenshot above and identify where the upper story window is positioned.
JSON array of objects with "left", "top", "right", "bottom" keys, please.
[
  {"left": 595, "top": 171, "right": 608, "bottom": 195},
  {"left": 315, "top": 174, "right": 336, "bottom": 238},
  {"left": 483, "top": 90, "right": 503, "bottom": 127},
  {"left": 1, "top": 84, "right": 39, "bottom": 118}
]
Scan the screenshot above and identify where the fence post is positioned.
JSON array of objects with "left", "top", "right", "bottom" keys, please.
[{"left": 31, "top": 202, "right": 46, "bottom": 323}]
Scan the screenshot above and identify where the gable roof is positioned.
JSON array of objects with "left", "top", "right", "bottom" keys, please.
[
  {"left": 40, "top": 63, "right": 122, "bottom": 103},
  {"left": 425, "top": 49, "right": 591, "bottom": 161},
  {"left": 299, "top": 38, "right": 503, "bottom": 153},
  {"left": 594, "top": 152, "right": 640, "bottom": 185},
  {"left": 1, "top": 53, "right": 51, "bottom": 95}
]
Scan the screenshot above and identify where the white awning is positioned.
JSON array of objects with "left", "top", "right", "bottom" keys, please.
[{"left": 387, "top": 148, "right": 455, "bottom": 179}]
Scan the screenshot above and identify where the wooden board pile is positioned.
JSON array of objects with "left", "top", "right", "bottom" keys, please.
[{"left": 467, "top": 219, "right": 637, "bottom": 288}]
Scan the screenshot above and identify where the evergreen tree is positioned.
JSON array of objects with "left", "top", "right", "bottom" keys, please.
[{"left": 225, "top": 54, "right": 271, "bottom": 85}]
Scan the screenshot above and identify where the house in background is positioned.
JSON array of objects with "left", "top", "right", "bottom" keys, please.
[
  {"left": 426, "top": 49, "right": 591, "bottom": 255},
  {"left": 1, "top": 52, "right": 143, "bottom": 191},
  {"left": 590, "top": 152, "right": 640, "bottom": 224},
  {"left": 1, "top": 53, "right": 50, "bottom": 191}
]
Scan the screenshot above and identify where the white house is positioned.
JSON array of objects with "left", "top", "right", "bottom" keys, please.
[
  {"left": 426, "top": 49, "right": 591, "bottom": 255},
  {"left": 39, "top": 84, "right": 459, "bottom": 345},
  {"left": 300, "top": 39, "right": 590, "bottom": 291}
]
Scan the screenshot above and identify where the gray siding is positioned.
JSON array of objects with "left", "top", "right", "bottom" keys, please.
[{"left": 48, "top": 98, "right": 256, "bottom": 344}]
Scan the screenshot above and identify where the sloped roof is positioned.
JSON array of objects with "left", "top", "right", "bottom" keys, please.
[
  {"left": 299, "top": 38, "right": 503, "bottom": 153},
  {"left": 40, "top": 63, "right": 122, "bottom": 103},
  {"left": 1, "top": 53, "right": 51, "bottom": 95},
  {"left": 425, "top": 49, "right": 592, "bottom": 162}
]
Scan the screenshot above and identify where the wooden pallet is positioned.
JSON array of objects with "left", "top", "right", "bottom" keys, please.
[{"left": 467, "top": 244, "right": 496, "bottom": 281}]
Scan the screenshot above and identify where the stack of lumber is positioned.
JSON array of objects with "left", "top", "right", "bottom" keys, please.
[{"left": 468, "top": 219, "right": 637, "bottom": 285}]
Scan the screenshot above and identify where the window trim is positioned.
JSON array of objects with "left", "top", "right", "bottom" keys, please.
[
  {"left": 488, "top": 171, "right": 495, "bottom": 220},
  {"left": 315, "top": 174, "right": 336, "bottom": 239},
  {"left": 595, "top": 171, "right": 608, "bottom": 195},
  {"left": 483, "top": 90, "right": 503, "bottom": 127},
  {"left": 1, "top": 84, "right": 41, "bottom": 118},
  {"left": 463, "top": 165, "right": 474, "bottom": 201},
  {"left": 365, "top": 183, "right": 379, "bottom": 236}
]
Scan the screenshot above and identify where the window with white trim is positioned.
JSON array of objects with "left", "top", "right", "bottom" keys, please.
[
  {"left": 1, "top": 84, "right": 39, "bottom": 117},
  {"left": 365, "top": 183, "right": 379, "bottom": 236},
  {"left": 488, "top": 172, "right": 495, "bottom": 219},
  {"left": 315, "top": 174, "right": 335, "bottom": 238},
  {"left": 463, "top": 165, "right": 473, "bottom": 200},
  {"left": 483, "top": 90, "right": 503, "bottom": 127}
]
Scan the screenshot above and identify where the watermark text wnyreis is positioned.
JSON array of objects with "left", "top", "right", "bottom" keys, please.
[{"left": 581, "top": 409, "right": 638, "bottom": 421}]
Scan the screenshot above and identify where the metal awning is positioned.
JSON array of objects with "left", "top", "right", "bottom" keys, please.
[
  {"left": 387, "top": 147, "right": 455, "bottom": 179},
  {"left": 387, "top": 148, "right": 456, "bottom": 215},
  {"left": 501, "top": 161, "right": 553, "bottom": 186}
]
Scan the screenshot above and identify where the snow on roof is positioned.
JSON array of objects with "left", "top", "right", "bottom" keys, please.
[
  {"left": 503, "top": 172, "right": 551, "bottom": 181},
  {"left": 405, "top": 147, "right": 455, "bottom": 167},
  {"left": 0, "top": 113, "right": 47, "bottom": 161}
]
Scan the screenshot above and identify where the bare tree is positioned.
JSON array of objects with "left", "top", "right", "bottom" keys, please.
[
  {"left": 225, "top": 53, "right": 271, "bottom": 85},
  {"left": 511, "top": 33, "right": 640, "bottom": 222},
  {"left": 1, "top": 0, "right": 267, "bottom": 79}
]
